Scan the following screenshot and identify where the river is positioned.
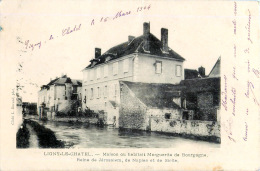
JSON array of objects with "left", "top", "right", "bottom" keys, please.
[{"left": 37, "top": 120, "right": 220, "bottom": 148}]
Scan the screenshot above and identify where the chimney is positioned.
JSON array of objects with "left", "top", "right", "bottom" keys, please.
[
  {"left": 161, "top": 28, "right": 169, "bottom": 52},
  {"left": 143, "top": 22, "right": 150, "bottom": 51},
  {"left": 143, "top": 22, "right": 150, "bottom": 35},
  {"left": 198, "top": 66, "right": 205, "bottom": 77},
  {"left": 95, "top": 48, "right": 101, "bottom": 59},
  {"left": 128, "top": 36, "right": 135, "bottom": 43}
]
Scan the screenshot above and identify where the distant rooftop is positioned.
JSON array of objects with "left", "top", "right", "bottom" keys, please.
[{"left": 40, "top": 75, "right": 82, "bottom": 90}]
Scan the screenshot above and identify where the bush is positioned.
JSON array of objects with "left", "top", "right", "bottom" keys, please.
[
  {"left": 83, "top": 108, "right": 97, "bottom": 118},
  {"left": 68, "top": 110, "right": 77, "bottom": 117},
  {"left": 55, "top": 111, "right": 66, "bottom": 117}
]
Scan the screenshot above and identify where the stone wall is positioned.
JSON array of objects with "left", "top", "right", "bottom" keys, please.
[
  {"left": 119, "top": 82, "right": 148, "bottom": 130},
  {"left": 50, "top": 117, "right": 98, "bottom": 124},
  {"left": 151, "top": 117, "right": 220, "bottom": 141},
  {"left": 197, "top": 92, "right": 217, "bottom": 121},
  {"left": 146, "top": 108, "right": 181, "bottom": 120}
]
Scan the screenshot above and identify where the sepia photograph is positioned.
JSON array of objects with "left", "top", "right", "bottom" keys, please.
[{"left": 16, "top": 22, "right": 221, "bottom": 149}]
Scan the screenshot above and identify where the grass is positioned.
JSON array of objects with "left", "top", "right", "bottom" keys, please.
[
  {"left": 25, "top": 119, "right": 65, "bottom": 148},
  {"left": 16, "top": 122, "right": 30, "bottom": 148}
]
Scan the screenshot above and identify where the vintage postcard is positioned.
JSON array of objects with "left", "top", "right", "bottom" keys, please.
[{"left": 0, "top": 0, "right": 259, "bottom": 170}]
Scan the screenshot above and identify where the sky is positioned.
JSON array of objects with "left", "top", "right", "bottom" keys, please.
[{"left": 2, "top": 1, "right": 235, "bottom": 102}]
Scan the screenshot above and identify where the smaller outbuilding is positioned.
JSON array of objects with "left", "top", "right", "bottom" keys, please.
[{"left": 119, "top": 81, "right": 183, "bottom": 131}]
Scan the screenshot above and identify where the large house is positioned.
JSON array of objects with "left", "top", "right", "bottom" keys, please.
[
  {"left": 38, "top": 75, "right": 82, "bottom": 117},
  {"left": 82, "top": 22, "right": 185, "bottom": 126}
]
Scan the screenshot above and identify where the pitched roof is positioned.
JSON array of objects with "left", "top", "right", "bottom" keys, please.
[
  {"left": 121, "top": 81, "right": 183, "bottom": 109},
  {"left": 208, "top": 57, "right": 221, "bottom": 77},
  {"left": 85, "top": 33, "right": 185, "bottom": 69},
  {"left": 45, "top": 76, "right": 82, "bottom": 87},
  {"left": 180, "top": 77, "right": 220, "bottom": 93}
]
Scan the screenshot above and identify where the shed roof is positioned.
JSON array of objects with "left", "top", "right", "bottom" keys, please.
[
  {"left": 180, "top": 77, "right": 220, "bottom": 93},
  {"left": 121, "top": 81, "right": 183, "bottom": 109}
]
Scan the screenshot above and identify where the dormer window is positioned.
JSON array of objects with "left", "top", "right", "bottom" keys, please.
[
  {"left": 105, "top": 56, "right": 111, "bottom": 62},
  {"left": 91, "top": 62, "right": 96, "bottom": 67},
  {"left": 90, "top": 59, "right": 99, "bottom": 67}
]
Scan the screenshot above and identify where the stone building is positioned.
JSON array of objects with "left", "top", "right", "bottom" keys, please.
[
  {"left": 82, "top": 22, "right": 185, "bottom": 126},
  {"left": 37, "top": 75, "right": 82, "bottom": 117},
  {"left": 119, "top": 81, "right": 182, "bottom": 131},
  {"left": 180, "top": 58, "right": 221, "bottom": 121}
]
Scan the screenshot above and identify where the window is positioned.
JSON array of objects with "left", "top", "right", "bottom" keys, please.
[
  {"left": 165, "top": 113, "right": 171, "bottom": 119},
  {"left": 91, "top": 88, "right": 94, "bottom": 99},
  {"left": 113, "top": 62, "right": 118, "bottom": 75},
  {"left": 176, "top": 65, "right": 182, "bottom": 77},
  {"left": 84, "top": 96, "right": 86, "bottom": 103},
  {"left": 104, "top": 85, "right": 108, "bottom": 98},
  {"left": 97, "top": 67, "right": 100, "bottom": 79},
  {"left": 114, "top": 84, "right": 117, "bottom": 97},
  {"left": 155, "top": 61, "right": 162, "bottom": 74},
  {"left": 105, "top": 56, "right": 111, "bottom": 62},
  {"left": 97, "top": 87, "right": 100, "bottom": 98},
  {"left": 123, "top": 59, "right": 129, "bottom": 73},
  {"left": 104, "top": 65, "right": 108, "bottom": 78}
]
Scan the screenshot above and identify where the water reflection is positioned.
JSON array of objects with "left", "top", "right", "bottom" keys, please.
[{"left": 40, "top": 121, "right": 219, "bottom": 148}]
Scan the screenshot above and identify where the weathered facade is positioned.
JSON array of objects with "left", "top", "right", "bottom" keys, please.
[
  {"left": 37, "top": 75, "right": 82, "bottom": 117},
  {"left": 82, "top": 22, "right": 185, "bottom": 126},
  {"left": 181, "top": 58, "right": 221, "bottom": 121},
  {"left": 119, "top": 81, "right": 182, "bottom": 131}
]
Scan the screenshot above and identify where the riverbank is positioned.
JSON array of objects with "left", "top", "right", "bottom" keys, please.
[
  {"left": 37, "top": 120, "right": 220, "bottom": 148},
  {"left": 24, "top": 115, "right": 220, "bottom": 144},
  {"left": 16, "top": 119, "right": 64, "bottom": 148},
  {"left": 25, "top": 115, "right": 99, "bottom": 124},
  {"left": 16, "top": 121, "right": 30, "bottom": 148}
]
